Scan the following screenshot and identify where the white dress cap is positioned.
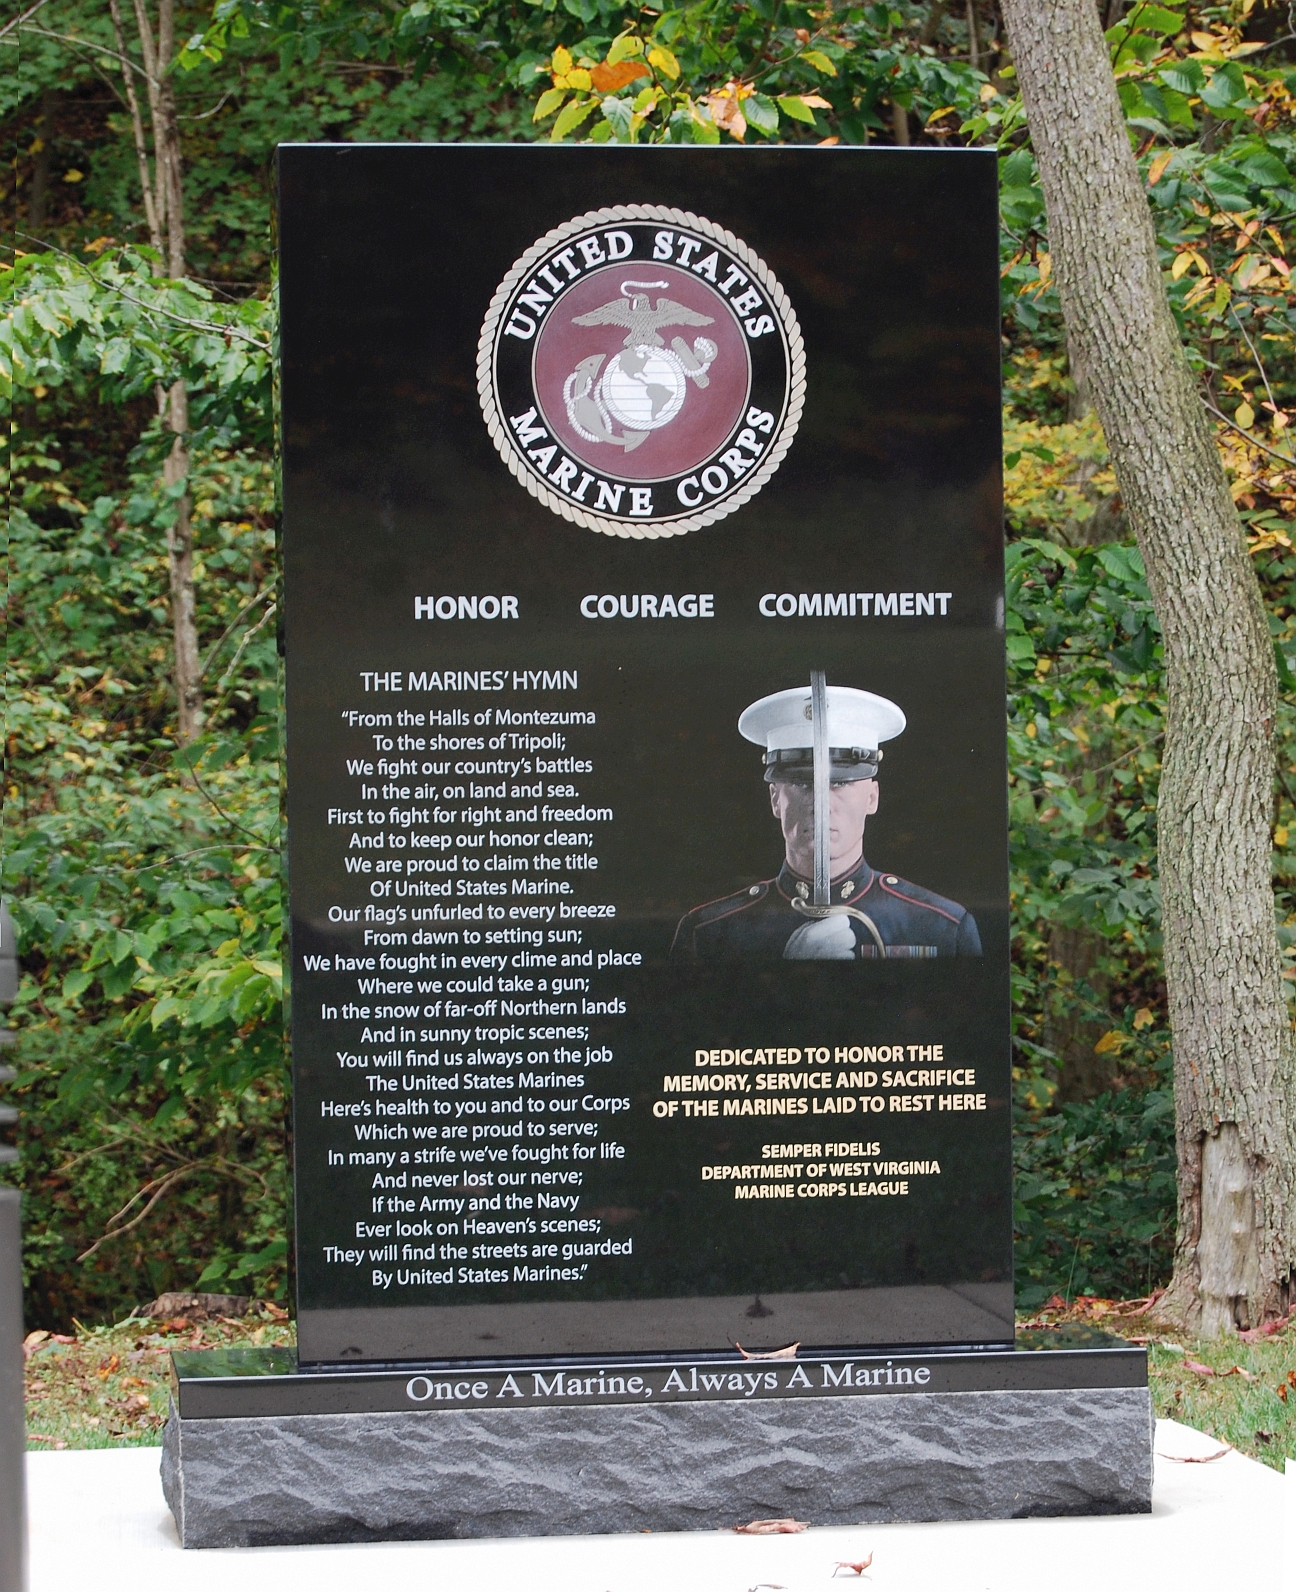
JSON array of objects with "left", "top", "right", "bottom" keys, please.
[{"left": 738, "top": 686, "right": 906, "bottom": 754}]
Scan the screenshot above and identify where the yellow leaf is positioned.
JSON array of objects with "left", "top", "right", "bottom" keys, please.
[
  {"left": 551, "top": 95, "right": 597, "bottom": 141},
  {"left": 1191, "top": 30, "right": 1221, "bottom": 51},
  {"left": 1171, "top": 250, "right": 1192, "bottom": 279},
  {"left": 1148, "top": 151, "right": 1173, "bottom": 187},
  {"left": 800, "top": 93, "right": 831, "bottom": 108},
  {"left": 1093, "top": 1030, "right": 1128, "bottom": 1056},
  {"left": 552, "top": 45, "right": 572, "bottom": 76},
  {"left": 1024, "top": 721, "right": 1037, "bottom": 738},
  {"left": 647, "top": 45, "right": 679, "bottom": 79},
  {"left": 979, "top": 81, "right": 997, "bottom": 103},
  {"left": 1275, "top": 825, "right": 1290, "bottom": 847},
  {"left": 63, "top": 169, "right": 84, "bottom": 183},
  {"left": 533, "top": 86, "right": 566, "bottom": 121},
  {"left": 926, "top": 104, "right": 957, "bottom": 125},
  {"left": 567, "top": 67, "right": 591, "bottom": 90},
  {"left": 1132, "top": 1007, "right": 1155, "bottom": 1030},
  {"left": 606, "top": 32, "right": 643, "bottom": 65},
  {"left": 1236, "top": 401, "right": 1256, "bottom": 429},
  {"left": 1037, "top": 250, "right": 1051, "bottom": 286},
  {"left": 802, "top": 48, "right": 837, "bottom": 75}
]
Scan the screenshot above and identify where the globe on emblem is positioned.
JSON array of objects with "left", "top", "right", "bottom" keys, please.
[{"left": 601, "top": 345, "right": 689, "bottom": 432}]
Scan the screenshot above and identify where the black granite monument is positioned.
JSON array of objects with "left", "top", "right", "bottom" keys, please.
[{"left": 162, "top": 144, "right": 1152, "bottom": 1547}]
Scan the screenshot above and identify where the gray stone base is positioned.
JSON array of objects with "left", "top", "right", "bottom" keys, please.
[{"left": 162, "top": 1385, "right": 1153, "bottom": 1548}]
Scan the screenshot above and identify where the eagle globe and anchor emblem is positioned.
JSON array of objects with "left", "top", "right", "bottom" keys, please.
[
  {"left": 562, "top": 280, "right": 719, "bottom": 453},
  {"left": 478, "top": 206, "right": 805, "bottom": 538}
]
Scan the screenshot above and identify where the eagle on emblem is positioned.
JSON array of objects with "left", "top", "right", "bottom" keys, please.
[
  {"left": 571, "top": 279, "right": 715, "bottom": 348},
  {"left": 563, "top": 278, "right": 721, "bottom": 450}
]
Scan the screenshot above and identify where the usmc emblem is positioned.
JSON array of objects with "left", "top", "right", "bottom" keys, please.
[{"left": 478, "top": 205, "right": 804, "bottom": 539}]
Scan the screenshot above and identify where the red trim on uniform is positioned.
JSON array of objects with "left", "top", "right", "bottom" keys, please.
[
  {"left": 687, "top": 880, "right": 774, "bottom": 922},
  {"left": 843, "top": 862, "right": 874, "bottom": 904},
  {"left": 877, "top": 877, "right": 959, "bottom": 923},
  {"left": 673, "top": 881, "right": 773, "bottom": 959}
]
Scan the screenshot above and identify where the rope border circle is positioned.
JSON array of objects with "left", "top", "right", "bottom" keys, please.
[{"left": 477, "top": 205, "right": 805, "bottom": 541}]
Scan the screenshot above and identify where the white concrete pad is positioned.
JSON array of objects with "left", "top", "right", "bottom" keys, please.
[{"left": 27, "top": 1419, "right": 1283, "bottom": 1592}]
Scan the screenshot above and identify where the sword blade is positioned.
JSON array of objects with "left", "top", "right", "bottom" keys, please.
[{"left": 811, "top": 669, "right": 829, "bottom": 907}]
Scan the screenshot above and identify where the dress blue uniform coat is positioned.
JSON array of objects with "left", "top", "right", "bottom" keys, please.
[{"left": 669, "top": 858, "right": 981, "bottom": 962}]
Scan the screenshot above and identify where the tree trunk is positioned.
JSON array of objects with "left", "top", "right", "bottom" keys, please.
[
  {"left": 1043, "top": 925, "right": 1118, "bottom": 1102},
  {"left": 1001, "top": 0, "right": 1295, "bottom": 1331},
  {"left": 108, "top": 0, "right": 163, "bottom": 254},
  {"left": 27, "top": 87, "right": 58, "bottom": 235},
  {"left": 919, "top": 2, "right": 949, "bottom": 46},
  {"left": 127, "top": 0, "right": 201, "bottom": 743},
  {"left": 163, "top": 378, "right": 202, "bottom": 743}
]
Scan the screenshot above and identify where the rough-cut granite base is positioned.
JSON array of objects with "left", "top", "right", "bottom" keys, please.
[{"left": 162, "top": 1386, "right": 1153, "bottom": 1548}]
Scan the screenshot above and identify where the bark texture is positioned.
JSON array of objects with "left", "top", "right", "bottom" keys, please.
[
  {"left": 1001, "top": 0, "right": 1295, "bottom": 1330},
  {"left": 122, "top": 0, "right": 202, "bottom": 742}
]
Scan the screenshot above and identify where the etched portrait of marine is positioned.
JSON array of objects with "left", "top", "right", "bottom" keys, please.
[
  {"left": 478, "top": 206, "right": 804, "bottom": 538},
  {"left": 670, "top": 681, "right": 982, "bottom": 963}
]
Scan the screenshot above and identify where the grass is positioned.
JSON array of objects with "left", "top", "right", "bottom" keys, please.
[
  {"left": 23, "top": 1305, "right": 293, "bottom": 1451},
  {"left": 25, "top": 1297, "right": 1294, "bottom": 1473},
  {"left": 1019, "top": 1294, "right": 1296, "bottom": 1472}
]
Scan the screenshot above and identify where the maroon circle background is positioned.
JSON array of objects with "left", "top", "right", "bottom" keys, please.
[{"left": 531, "top": 263, "right": 751, "bottom": 483}]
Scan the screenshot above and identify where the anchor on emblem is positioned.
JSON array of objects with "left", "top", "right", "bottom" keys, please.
[{"left": 562, "top": 280, "right": 719, "bottom": 451}]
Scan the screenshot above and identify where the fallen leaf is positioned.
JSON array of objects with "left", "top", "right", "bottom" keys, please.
[
  {"left": 1238, "top": 1309, "right": 1293, "bottom": 1342},
  {"left": 833, "top": 1554, "right": 874, "bottom": 1575},
  {"left": 734, "top": 1518, "right": 809, "bottom": 1535},
  {"left": 1183, "top": 1359, "right": 1216, "bottom": 1376},
  {"left": 1157, "top": 1445, "right": 1231, "bottom": 1463},
  {"left": 735, "top": 1341, "right": 800, "bottom": 1360},
  {"left": 23, "top": 1330, "right": 50, "bottom": 1358}
]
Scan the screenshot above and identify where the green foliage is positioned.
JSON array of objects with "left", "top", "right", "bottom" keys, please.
[
  {"left": 3, "top": 248, "right": 272, "bottom": 430},
  {"left": 6, "top": 0, "right": 1296, "bottom": 1324},
  {"left": 1014, "top": 1072, "right": 1178, "bottom": 1308}
]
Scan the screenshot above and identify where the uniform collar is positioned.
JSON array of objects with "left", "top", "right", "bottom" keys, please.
[{"left": 778, "top": 857, "right": 873, "bottom": 903}]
